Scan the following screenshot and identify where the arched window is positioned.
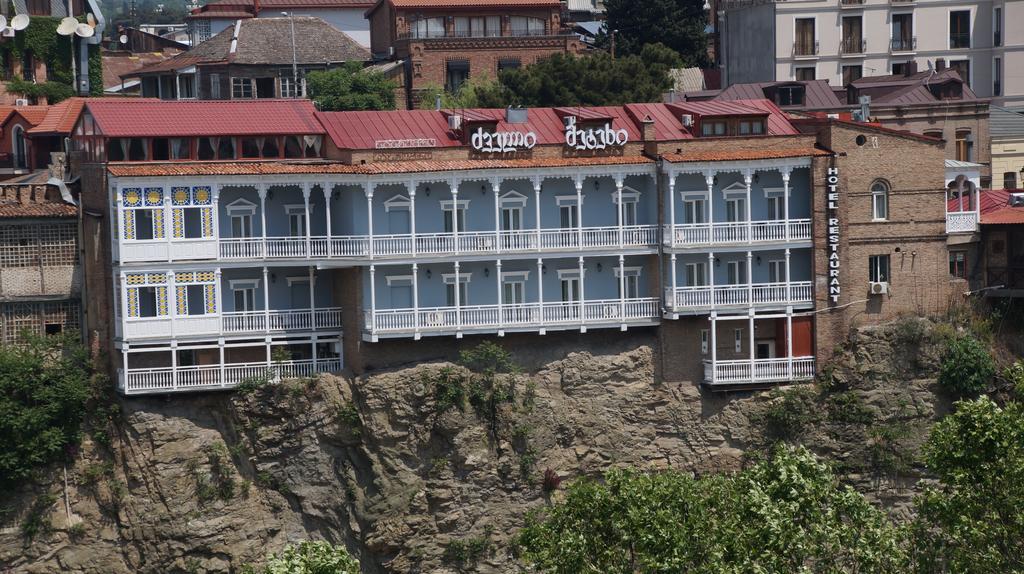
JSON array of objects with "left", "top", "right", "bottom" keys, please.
[
  {"left": 12, "top": 125, "right": 27, "bottom": 169},
  {"left": 871, "top": 180, "right": 889, "bottom": 221}
]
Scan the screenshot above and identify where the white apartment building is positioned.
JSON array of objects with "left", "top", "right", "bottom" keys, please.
[{"left": 719, "top": 0, "right": 1024, "bottom": 108}]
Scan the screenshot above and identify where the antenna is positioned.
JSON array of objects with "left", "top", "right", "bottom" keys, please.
[{"left": 10, "top": 14, "right": 29, "bottom": 30}]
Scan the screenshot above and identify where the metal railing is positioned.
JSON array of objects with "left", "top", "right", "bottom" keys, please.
[
  {"left": 840, "top": 37, "right": 866, "bottom": 55},
  {"left": 793, "top": 40, "right": 819, "bottom": 56},
  {"left": 668, "top": 281, "right": 813, "bottom": 310},
  {"left": 840, "top": 0, "right": 865, "bottom": 6},
  {"left": 119, "top": 358, "right": 343, "bottom": 394},
  {"left": 666, "top": 219, "right": 811, "bottom": 247},
  {"left": 950, "top": 32, "right": 970, "bottom": 49},
  {"left": 398, "top": 28, "right": 557, "bottom": 40},
  {"left": 704, "top": 357, "right": 816, "bottom": 385},
  {"left": 890, "top": 37, "right": 917, "bottom": 52}
]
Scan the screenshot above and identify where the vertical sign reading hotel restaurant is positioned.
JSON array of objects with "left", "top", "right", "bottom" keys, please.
[{"left": 827, "top": 165, "right": 840, "bottom": 304}]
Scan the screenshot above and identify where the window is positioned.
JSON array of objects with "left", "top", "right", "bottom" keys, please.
[
  {"left": 775, "top": 85, "right": 805, "bottom": 106},
  {"left": 871, "top": 180, "right": 889, "bottom": 221},
  {"left": 794, "top": 67, "right": 815, "bottom": 81},
  {"left": 841, "top": 16, "right": 863, "bottom": 54},
  {"left": 955, "top": 129, "right": 973, "bottom": 162},
  {"left": 766, "top": 191, "right": 786, "bottom": 220},
  {"left": 127, "top": 138, "right": 148, "bottom": 161},
  {"left": 702, "top": 120, "right": 727, "bottom": 136},
  {"left": 280, "top": 74, "right": 305, "bottom": 98},
  {"left": 287, "top": 206, "right": 306, "bottom": 237},
  {"left": 442, "top": 202, "right": 468, "bottom": 232},
  {"left": 209, "top": 73, "right": 221, "bottom": 99},
  {"left": 500, "top": 192, "right": 526, "bottom": 231},
  {"left": 891, "top": 14, "right": 913, "bottom": 51},
  {"left": 842, "top": 65, "right": 862, "bottom": 85},
  {"left": 794, "top": 18, "right": 816, "bottom": 55},
  {"left": 256, "top": 77, "right": 276, "bottom": 98},
  {"left": 869, "top": 254, "right": 890, "bottom": 283},
  {"left": 411, "top": 17, "right": 445, "bottom": 38},
  {"left": 445, "top": 60, "right": 470, "bottom": 92},
  {"left": 994, "top": 57, "right": 1002, "bottom": 96},
  {"left": 510, "top": 16, "right": 545, "bottom": 35},
  {"left": 727, "top": 261, "right": 747, "bottom": 285},
  {"left": 191, "top": 19, "right": 211, "bottom": 43},
  {"left": 738, "top": 120, "right": 765, "bottom": 135},
  {"left": 497, "top": 58, "right": 521, "bottom": 74},
  {"left": 923, "top": 129, "right": 943, "bottom": 140},
  {"left": 768, "top": 260, "right": 787, "bottom": 283},
  {"left": 725, "top": 196, "right": 746, "bottom": 222},
  {"left": 950, "top": 11, "right": 970, "bottom": 49},
  {"left": 734, "top": 329, "right": 743, "bottom": 353},
  {"left": 137, "top": 286, "right": 158, "bottom": 317},
  {"left": 233, "top": 286, "right": 256, "bottom": 312},
  {"left": 701, "top": 330, "right": 709, "bottom": 354},
  {"left": 616, "top": 196, "right": 638, "bottom": 226},
  {"left": 682, "top": 195, "right": 707, "bottom": 224},
  {"left": 560, "top": 274, "right": 581, "bottom": 302},
  {"left": 231, "top": 77, "right": 254, "bottom": 99},
  {"left": 685, "top": 262, "right": 707, "bottom": 286},
  {"left": 994, "top": 7, "right": 1002, "bottom": 46},
  {"left": 949, "top": 59, "right": 971, "bottom": 87},
  {"left": 558, "top": 198, "right": 579, "bottom": 229},
  {"left": 21, "top": 49, "right": 34, "bottom": 82},
  {"left": 178, "top": 73, "right": 196, "bottom": 99},
  {"left": 616, "top": 269, "right": 640, "bottom": 299},
  {"left": 502, "top": 275, "right": 526, "bottom": 304},
  {"left": 891, "top": 61, "right": 910, "bottom": 75},
  {"left": 444, "top": 274, "right": 470, "bottom": 306},
  {"left": 949, "top": 251, "right": 967, "bottom": 278},
  {"left": 1004, "top": 172, "right": 1018, "bottom": 190}
]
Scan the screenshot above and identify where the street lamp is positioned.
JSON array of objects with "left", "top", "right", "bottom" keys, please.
[{"left": 281, "top": 11, "right": 298, "bottom": 97}]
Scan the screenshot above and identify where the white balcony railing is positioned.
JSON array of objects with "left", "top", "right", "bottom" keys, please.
[
  {"left": 703, "top": 357, "right": 815, "bottom": 386},
  {"left": 124, "top": 307, "right": 343, "bottom": 339},
  {"left": 666, "top": 219, "right": 811, "bottom": 248},
  {"left": 118, "top": 358, "right": 343, "bottom": 395},
  {"left": 946, "top": 212, "right": 979, "bottom": 234},
  {"left": 367, "top": 297, "right": 660, "bottom": 335},
  {"left": 668, "top": 281, "right": 813, "bottom": 311},
  {"left": 211, "top": 226, "right": 660, "bottom": 261}
]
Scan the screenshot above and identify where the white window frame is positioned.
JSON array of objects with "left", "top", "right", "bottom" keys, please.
[
  {"left": 768, "top": 260, "right": 786, "bottom": 284},
  {"left": 947, "top": 7, "right": 974, "bottom": 50},
  {"left": 614, "top": 266, "right": 642, "bottom": 299},
  {"left": 231, "top": 77, "right": 254, "bottom": 99},
  {"left": 500, "top": 191, "right": 527, "bottom": 231},
  {"left": 285, "top": 204, "right": 312, "bottom": 237},
  {"left": 229, "top": 279, "right": 259, "bottom": 312},
  {"left": 723, "top": 183, "right": 748, "bottom": 223},
  {"left": 501, "top": 270, "right": 529, "bottom": 304},
  {"left": 764, "top": 188, "right": 786, "bottom": 220},
  {"left": 680, "top": 191, "right": 708, "bottom": 224},
  {"left": 385, "top": 275, "right": 414, "bottom": 286},
  {"left": 871, "top": 182, "right": 889, "bottom": 221},
  {"left": 685, "top": 262, "right": 708, "bottom": 286},
  {"left": 792, "top": 15, "right": 818, "bottom": 52},
  {"left": 227, "top": 198, "right": 257, "bottom": 238},
  {"left": 727, "top": 261, "right": 747, "bottom": 285},
  {"left": 383, "top": 194, "right": 411, "bottom": 212},
  {"left": 869, "top": 254, "right": 890, "bottom": 283}
]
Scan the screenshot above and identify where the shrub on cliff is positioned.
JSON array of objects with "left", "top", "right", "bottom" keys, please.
[
  {"left": 0, "top": 333, "right": 92, "bottom": 486},
  {"left": 242, "top": 540, "right": 359, "bottom": 574},
  {"left": 938, "top": 334, "right": 995, "bottom": 398}
]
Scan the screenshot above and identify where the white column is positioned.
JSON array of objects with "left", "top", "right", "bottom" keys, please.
[
  {"left": 121, "top": 343, "right": 129, "bottom": 390},
  {"left": 705, "top": 171, "right": 715, "bottom": 239},
  {"left": 308, "top": 266, "right": 316, "bottom": 328},
  {"left": 369, "top": 265, "right": 377, "bottom": 337},
  {"left": 257, "top": 184, "right": 268, "bottom": 259},
  {"left": 574, "top": 176, "right": 584, "bottom": 249},
  {"left": 743, "top": 170, "right": 753, "bottom": 242},
  {"left": 302, "top": 182, "right": 312, "bottom": 258},
  {"left": 577, "top": 256, "right": 585, "bottom": 330},
  {"left": 312, "top": 336, "right": 318, "bottom": 372},
  {"left": 265, "top": 336, "right": 272, "bottom": 370},
  {"left": 167, "top": 271, "right": 176, "bottom": 338},
  {"left": 536, "top": 258, "right": 544, "bottom": 332},
  {"left": 323, "top": 183, "right": 333, "bottom": 258},
  {"left": 618, "top": 255, "right": 626, "bottom": 327},
  {"left": 412, "top": 263, "right": 420, "bottom": 339},
  {"left": 211, "top": 185, "right": 221, "bottom": 243},
  {"left": 496, "top": 260, "right": 503, "bottom": 334},
  {"left": 708, "top": 251, "right": 716, "bottom": 307},
  {"left": 409, "top": 182, "right": 418, "bottom": 258},
  {"left": 454, "top": 261, "right": 462, "bottom": 333},
  {"left": 365, "top": 183, "right": 375, "bottom": 259},
  {"left": 262, "top": 266, "right": 270, "bottom": 333},
  {"left": 215, "top": 268, "right": 222, "bottom": 333},
  {"left": 170, "top": 341, "right": 178, "bottom": 391},
  {"left": 492, "top": 178, "right": 501, "bottom": 253},
  {"left": 746, "top": 251, "right": 754, "bottom": 306},
  {"left": 670, "top": 253, "right": 678, "bottom": 312},
  {"left": 218, "top": 338, "right": 226, "bottom": 388},
  {"left": 710, "top": 311, "right": 718, "bottom": 384},
  {"left": 451, "top": 178, "right": 460, "bottom": 256},
  {"left": 748, "top": 310, "right": 756, "bottom": 381},
  {"left": 164, "top": 190, "right": 172, "bottom": 262},
  {"left": 782, "top": 168, "right": 791, "bottom": 241},
  {"left": 533, "top": 177, "right": 542, "bottom": 250},
  {"left": 615, "top": 176, "right": 624, "bottom": 249},
  {"left": 785, "top": 248, "right": 792, "bottom": 304},
  {"left": 786, "top": 306, "right": 794, "bottom": 380},
  {"left": 667, "top": 172, "right": 677, "bottom": 247}
]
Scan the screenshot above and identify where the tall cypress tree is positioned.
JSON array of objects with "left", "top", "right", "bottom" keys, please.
[{"left": 600, "top": 0, "right": 711, "bottom": 68}]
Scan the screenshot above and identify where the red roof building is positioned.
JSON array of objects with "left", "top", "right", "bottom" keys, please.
[{"left": 186, "top": 0, "right": 373, "bottom": 48}]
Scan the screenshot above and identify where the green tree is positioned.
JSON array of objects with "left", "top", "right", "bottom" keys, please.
[
  {"left": 938, "top": 334, "right": 995, "bottom": 398},
  {"left": 599, "top": 0, "right": 710, "bottom": 67},
  {"left": 307, "top": 62, "right": 397, "bottom": 111},
  {"left": 909, "top": 397, "right": 1024, "bottom": 573},
  {"left": 496, "top": 46, "right": 679, "bottom": 108},
  {"left": 0, "top": 334, "right": 92, "bottom": 486},
  {"left": 518, "top": 444, "right": 905, "bottom": 573},
  {"left": 242, "top": 540, "right": 359, "bottom": 574},
  {"left": 418, "top": 78, "right": 510, "bottom": 110}
]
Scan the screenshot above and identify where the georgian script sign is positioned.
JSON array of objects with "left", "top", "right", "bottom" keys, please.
[
  {"left": 826, "top": 166, "right": 841, "bottom": 304},
  {"left": 470, "top": 127, "right": 537, "bottom": 153},
  {"left": 375, "top": 138, "right": 438, "bottom": 149},
  {"left": 564, "top": 116, "right": 629, "bottom": 151}
]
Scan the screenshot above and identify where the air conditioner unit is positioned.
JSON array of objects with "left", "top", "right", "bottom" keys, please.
[
  {"left": 869, "top": 281, "right": 889, "bottom": 295},
  {"left": 680, "top": 114, "right": 694, "bottom": 127},
  {"left": 15, "top": 99, "right": 28, "bottom": 106},
  {"left": 1010, "top": 193, "right": 1024, "bottom": 207},
  {"left": 448, "top": 114, "right": 463, "bottom": 131}
]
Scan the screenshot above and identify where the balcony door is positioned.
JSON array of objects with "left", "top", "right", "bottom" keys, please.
[
  {"left": 289, "top": 278, "right": 310, "bottom": 310},
  {"left": 445, "top": 274, "right": 469, "bottom": 307},
  {"left": 685, "top": 262, "right": 708, "bottom": 286},
  {"left": 502, "top": 279, "right": 525, "bottom": 304},
  {"left": 442, "top": 201, "right": 467, "bottom": 233},
  {"left": 560, "top": 272, "right": 581, "bottom": 302},
  {"left": 892, "top": 14, "right": 913, "bottom": 51},
  {"left": 766, "top": 191, "right": 785, "bottom": 220},
  {"left": 768, "top": 260, "right": 787, "bottom": 284},
  {"left": 616, "top": 269, "right": 640, "bottom": 299},
  {"left": 558, "top": 199, "right": 579, "bottom": 229},
  {"left": 841, "top": 16, "right": 862, "bottom": 53},
  {"left": 727, "top": 261, "right": 747, "bottom": 285},
  {"left": 500, "top": 192, "right": 526, "bottom": 231},
  {"left": 232, "top": 283, "right": 257, "bottom": 312},
  {"left": 725, "top": 196, "right": 747, "bottom": 223},
  {"left": 384, "top": 195, "right": 411, "bottom": 234},
  {"left": 794, "top": 18, "right": 815, "bottom": 55},
  {"left": 286, "top": 206, "right": 307, "bottom": 237},
  {"left": 682, "top": 195, "right": 707, "bottom": 224}
]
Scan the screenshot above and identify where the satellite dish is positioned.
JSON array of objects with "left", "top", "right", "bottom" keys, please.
[
  {"left": 0, "top": 16, "right": 8, "bottom": 30},
  {"left": 119, "top": 34, "right": 128, "bottom": 44},
  {"left": 10, "top": 14, "right": 29, "bottom": 30},
  {"left": 57, "top": 17, "right": 78, "bottom": 36},
  {"left": 86, "top": 13, "right": 95, "bottom": 26},
  {"left": 74, "top": 23, "right": 94, "bottom": 37}
]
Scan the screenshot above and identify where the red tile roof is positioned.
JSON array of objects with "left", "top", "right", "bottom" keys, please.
[
  {"left": 4, "top": 106, "right": 49, "bottom": 129},
  {"left": 662, "top": 147, "right": 831, "bottom": 163},
  {"left": 27, "top": 98, "right": 86, "bottom": 136},
  {"left": 106, "top": 156, "right": 654, "bottom": 177},
  {"left": 975, "top": 189, "right": 1024, "bottom": 225},
  {"left": 190, "top": 0, "right": 373, "bottom": 18},
  {"left": 0, "top": 202, "right": 76, "bottom": 218},
  {"left": 86, "top": 99, "right": 324, "bottom": 137}
]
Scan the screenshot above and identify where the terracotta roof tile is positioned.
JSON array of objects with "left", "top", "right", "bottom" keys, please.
[
  {"left": 5, "top": 106, "right": 50, "bottom": 128},
  {"left": 27, "top": 98, "right": 86, "bottom": 135},
  {"left": 662, "top": 147, "right": 830, "bottom": 163},
  {"left": 106, "top": 156, "right": 654, "bottom": 177},
  {"left": 0, "top": 202, "right": 76, "bottom": 218}
]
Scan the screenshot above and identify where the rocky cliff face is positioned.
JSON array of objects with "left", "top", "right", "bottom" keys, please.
[{"left": 0, "top": 319, "right": 950, "bottom": 573}]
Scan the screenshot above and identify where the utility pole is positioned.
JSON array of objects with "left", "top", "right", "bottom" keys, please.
[
  {"left": 610, "top": 28, "right": 617, "bottom": 59},
  {"left": 282, "top": 11, "right": 298, "bottom": 96}
]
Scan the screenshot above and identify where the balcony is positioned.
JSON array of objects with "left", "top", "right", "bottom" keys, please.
[
  {"left": 667, "top": 281, "right": 813, "bottom": 313},
  {"left": 793, "top": 41, "right": 820, "bottom": 58},
  {"left": 839, "top": 0, "right": 865, "bottom": 7},
  {"left": 840, "top": 37, "right": 867, "bottom": 56},
  {"left": 118, "top": 359, "right": 342, "bottom": 395},
  {"left": 949, "top": 32, "right": 970, "bottom": 50},
  {"left": 213, "top": 226, "right": 661, "bottom": 262},
  {"left": 704, "top": 357, "right": 815, "bottom": 386},
  {"left": 122, "top": 307, "right": 343, "bottom": 340},
  {"left": 121, "top": 238, "right": 219, "bottom": 263},
  {"left": 665, "top": 219, "right": 811, "bottom": 248},
  {"left": 890, "top": 37, "right": 917, "bottom": 52},
  {"left": 366, "top": 298, "right": 660, "bottom": 338},
  {"left": 946, "top": 211, "right": 979, "bottom": 234},
  {"left": 397, "top": 28, "right": 564, "bottom": 41}
]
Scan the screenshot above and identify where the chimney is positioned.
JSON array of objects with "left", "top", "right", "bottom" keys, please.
[
  {"left": 936, "top": 58, "right": 946, "bottom": 71},
  {"left": 641, "top": 115, "right": 657, "bottom": 156},
  {"left": 905, "top": 60, "right": 917, "bottom": 77}
]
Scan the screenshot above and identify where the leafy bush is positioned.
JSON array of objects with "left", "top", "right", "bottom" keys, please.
[
  {"left": 938, "top": 335, "right": 995, "bottom": 398},
  {"left": 307, "top": 62, "right": 397, "bottom": 111},
  {"left": 1004, "top": 361, "right": 1024, "bottom": 398},
  {"left": 759, "top": 387, "right": 819, "bottom": 441},
  {"left": 443, "top": 535, "right": 492, "bottom": 566},
  {"left": 827, "top": 391, "right": 875, "bottom": 425},
  {"left": 458, "top": 341, "right": 518, "bottom": 375},
  {"left": 241, "top": 540, "right": 359, "bottom": 574},
  {"left": 431, "top": 367, "right": 466, "bottom": 414},
  {"left": 0, "top": 334, "right": 93, "bottom": 486}
]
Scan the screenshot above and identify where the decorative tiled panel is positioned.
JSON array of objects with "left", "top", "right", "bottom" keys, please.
[
  {"left": 172, "top": 208, "right": 184, "bottom": 238},
  {"left": 153, "top": 209, "right": 165, "bottom": 239},
  {"left": 201, "top": 208, "right": 214, "bottom": 237},
  {"left": 176, "top": 285, "right": 188, "bottom": 315},
  {"left": 144, "top": 187, "right": 163, "bottom": 207},
  {"left": 171, "top": 187, "right": 191, "bottom": 206},
  {"left": 127, "top": 288, "right": 139, "bottom": 317},
  {"left": 156, "top": 286, "right": 169, "bottom": 316},
  {"left": 123, "top": 210, "right": 135, "bottom": 240},
  {"left": 204, "top": 284, "right": 216, "bottom": 313},
  {"left": 121, "top": 188, "right": 142, "bottom": 207}
]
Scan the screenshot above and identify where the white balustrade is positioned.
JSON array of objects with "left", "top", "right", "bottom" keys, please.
[
  {"left": 367, "top": 298, "right": 659, "bottom": 334},
  {"left": 668, "top": 219, "right": 812, "bottom": 248},
  {"left": 669, "top": 282, "right": 813, "bottom": 310},
  {"left": 128, "top": 307, "right": 344, "bottom": 338},
  {"left": 945, "top": 212, "right": 979, "bottom": 234},
  {"left": 703, "top": 357, "right": 816, "bottom": 385},
  {"left": 120, "top": 358, "right": 343, "bottom": 394}
]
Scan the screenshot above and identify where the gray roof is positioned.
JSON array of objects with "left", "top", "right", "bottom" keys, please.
[
  {"left": 133, "top": 16, "right": 368, "bottom": 75},
  {"left": 991, "top": 106, "right": 1024, "bottom": 139}
]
